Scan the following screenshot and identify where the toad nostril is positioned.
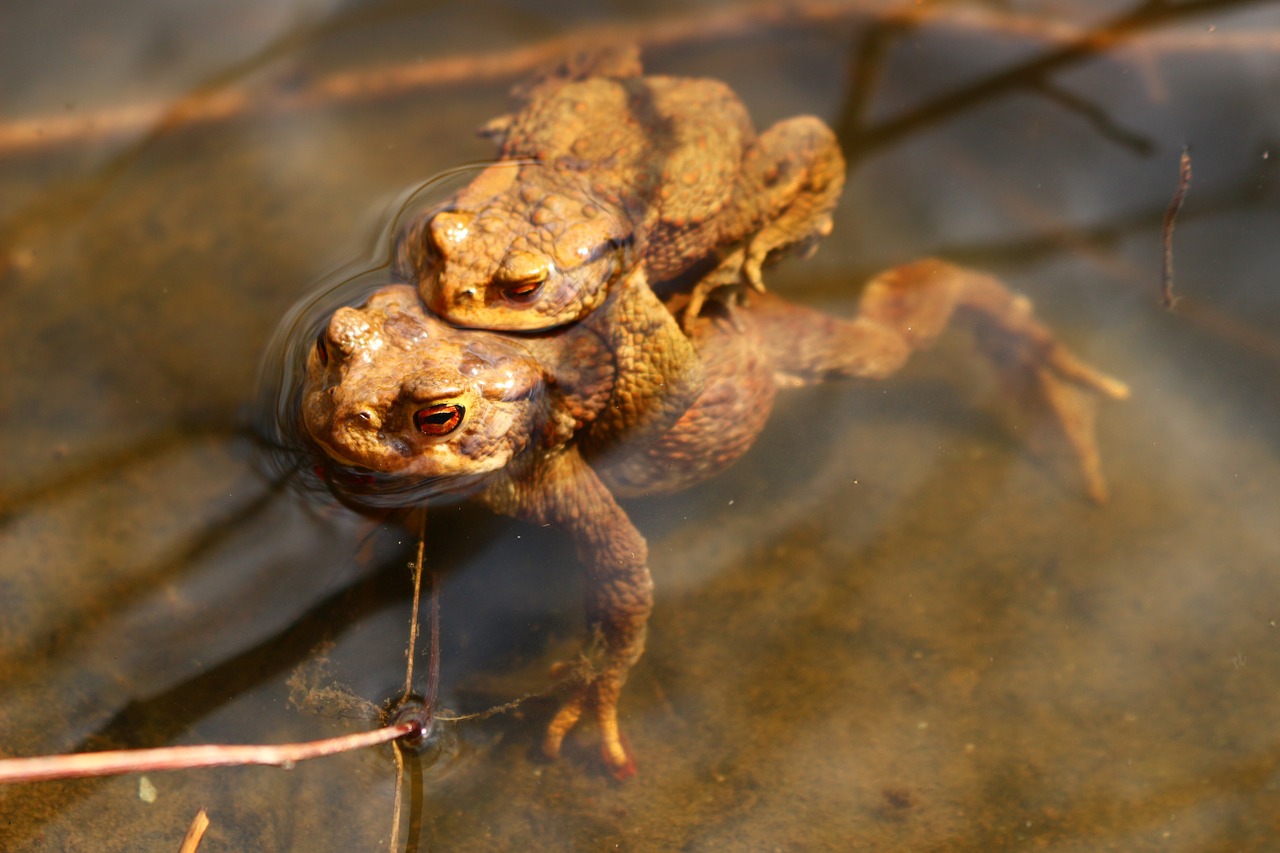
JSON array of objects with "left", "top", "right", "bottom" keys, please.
[{"left": 345, "top": 409, "right": 381, "bottom": 430}]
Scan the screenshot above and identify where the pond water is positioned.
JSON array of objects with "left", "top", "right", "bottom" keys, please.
[{"left": 2, "top": 1, "right": 1279, "bottom": 850}]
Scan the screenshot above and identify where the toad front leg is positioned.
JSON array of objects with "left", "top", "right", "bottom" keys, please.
[
  {"left": 684, "top": 116, "right": 846, "bottom": 330},
  {"left": 483, "top": 446, "right": 652, "bottom": 779},
  {"left": 579, "top": 267, "right": 705, "bottom": 459}
]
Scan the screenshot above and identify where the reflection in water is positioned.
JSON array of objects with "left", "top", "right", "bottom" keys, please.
[{"left": 2, "top": 2, "right": 1280, "bottom": 850}]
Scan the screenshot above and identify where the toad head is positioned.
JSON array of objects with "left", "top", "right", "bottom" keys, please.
[
  {"left": 399, "top": 164, "right": 634, "bottom": 332},
  {"left": 301, "top": 285, "right": 549, "bottom": 505}
]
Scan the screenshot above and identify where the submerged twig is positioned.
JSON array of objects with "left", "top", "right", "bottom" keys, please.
[
  {"left": 177, "top": 809, "right": 211, "bottom": 853},
  {"left": 1030, "top": 79, "right": 1156, "bottom": 156},
  {"left": 1162, "top": 146, "right": 1193, "bottom": 309},
  {"left": 0, "top": 724, "right": 415, "bottom": 784}
]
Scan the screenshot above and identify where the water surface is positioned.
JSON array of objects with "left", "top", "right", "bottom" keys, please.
[{"left": 2, "top": 1, "right": 1279, "bottom": 849}]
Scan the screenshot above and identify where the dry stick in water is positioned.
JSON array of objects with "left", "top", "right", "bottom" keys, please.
[
  {"left": 1162, "top": 146, "right": 1192, "bottom": 309},
  {"left": 178, "top": 809, "right": 211, "bottom": 853}
]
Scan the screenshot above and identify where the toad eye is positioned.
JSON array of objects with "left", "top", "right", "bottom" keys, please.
[
  {"left": 503, "top": 279, "right": 543, "bottom": 303},
  {"left": 314, "top": 331, "right": 330, "bottom": 366},
  {"left": 413, "top": 403, "right": 465, "bottom": 436}
]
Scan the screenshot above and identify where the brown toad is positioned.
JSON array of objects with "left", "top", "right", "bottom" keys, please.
[
  {"left": 397, "top": 47, "right": 844, "bottom": 333},
  {"left": 393, "top": 49, "right": 845, "bottom": 461},
  {"left": 299, "top": 260, "right": 1128, "bottom": 778}
]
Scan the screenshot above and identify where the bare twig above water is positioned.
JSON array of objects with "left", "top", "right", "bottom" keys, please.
[
  {"left": 0, "top": 0, "right": 868, "bottom": 158},
  {"left": 0, "top": 555, "right": 420, "bottom": 850},
  {"left": 0, "top": 724, "right": 415, "bottom": 784}
]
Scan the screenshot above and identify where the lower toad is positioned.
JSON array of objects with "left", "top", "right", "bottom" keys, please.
[{"left": 296, "top": 259, "right": 1127, "bottom": 777}]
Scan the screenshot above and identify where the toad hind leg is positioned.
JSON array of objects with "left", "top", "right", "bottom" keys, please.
[{"left": 753, "top": 259, "right": 1129, "bottom": 502}]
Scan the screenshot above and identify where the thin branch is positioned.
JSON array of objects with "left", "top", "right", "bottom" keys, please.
[
  {"left": 178, "top": 809, "right": 211, "bottom": 853},
  {"left": 825, "top": 155, "right": 1280, "bottom": 366},
  {"left": 0, "top": 723, "right": 415, "bottom": 784}
]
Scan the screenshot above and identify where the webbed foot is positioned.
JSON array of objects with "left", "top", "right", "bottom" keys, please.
[
  {"left": 965, "top": 293, "right": 1129, "bottom": 502},
  {"left": 860, "top": 259, "right": 1129, "bottom": 501},
  {"left": 543, "top": 658, "right": 636, "bottom": 779}
]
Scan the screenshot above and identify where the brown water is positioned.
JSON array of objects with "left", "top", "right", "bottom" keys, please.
[{"left": 3, "top": 2, "right": 1280, "bottom": 850}]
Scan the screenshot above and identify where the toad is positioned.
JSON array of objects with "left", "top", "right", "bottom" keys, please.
[
  {"left": 394, "top": 47, "right": 845, "bottom": 459},
  {"left": 298, "top": 260, "right": 1128, "bottom": 778},
  {"left": 397, "top": 47, "right": 843, "bottom": 330}
]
